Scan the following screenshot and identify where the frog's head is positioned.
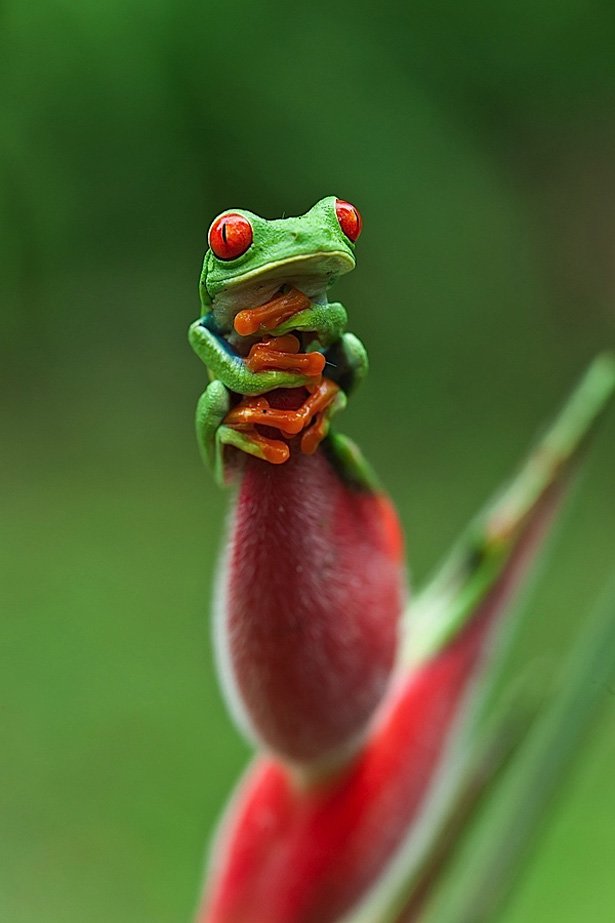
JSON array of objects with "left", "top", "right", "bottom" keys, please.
[{"left": 199, "top": 196, "right": 361, "bottom": 325}]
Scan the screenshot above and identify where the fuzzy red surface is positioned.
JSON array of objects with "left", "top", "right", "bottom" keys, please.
[
  {"left": 202, "top": 484, "right": 558, "bottom": 923},
  {"left": 201, "top": 613, "right": 490, "bottom": 923},
  {"left": 220, "top": 446, "right": 406, "bottom": 764}
]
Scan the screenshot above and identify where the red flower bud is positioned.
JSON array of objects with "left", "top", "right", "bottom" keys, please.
[
  {"left": 215, "top": 449, "right": 406, "bottom": 768},
  {"left": 199, "top": 484, "right": 562, "bottom": 923}
]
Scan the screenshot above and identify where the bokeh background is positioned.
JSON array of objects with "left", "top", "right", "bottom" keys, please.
[{"left": 2, "top": 2, "right": 615, "bottom": 921}]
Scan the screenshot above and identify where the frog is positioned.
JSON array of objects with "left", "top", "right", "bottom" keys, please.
[{"left": 189, "top": 196, "right": 375, "bottom": 487}]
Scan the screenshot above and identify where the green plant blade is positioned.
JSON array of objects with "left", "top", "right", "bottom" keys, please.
[
  {"left": 416, "top": 583, "right": 615, "bottom": 923},
  {"left": 404, "top": 354, "right": 615, "bottom": 666}
]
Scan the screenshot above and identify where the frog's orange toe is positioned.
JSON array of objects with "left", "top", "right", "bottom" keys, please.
[
  {"left": 234, "top": 288, "right": 310, "bottom": 337},
  {"left": 300, "top": 412, "right": 330, "bottom": 455},
  {"left": 255, "top": 435, "right": 290, "bottom": 465},
  {"left": 245, "top": 335, "right": 326, "bottom": 378},
  {"left": 225, "top": 398, "right": 306, "bottom": 435},
  {"left": 224, "top": 423, "right": 291, "bottom": 465}
]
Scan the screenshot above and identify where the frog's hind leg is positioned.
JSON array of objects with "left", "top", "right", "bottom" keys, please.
[
  {"left": 196, "top": 381, "right": 289, "bottom": 486},
  {"left": 319, "top": 334, "right": 380, "bottom": 491},
  {"left": 300, "top": 382, "right": 347, "bottom": 455},
  {"left": 196, "top": 380, "right": 235, "bottom": 484},
  {"left": 218, "top": 425, "right": 290, "bottom": 475}
]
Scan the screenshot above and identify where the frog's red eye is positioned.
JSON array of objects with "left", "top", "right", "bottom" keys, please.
[
  {"left": 335, "top": 199, "right": 362, "bottom": 242},
  {"left": 208, "top": 212, "right": 253, "bottom": 260}
]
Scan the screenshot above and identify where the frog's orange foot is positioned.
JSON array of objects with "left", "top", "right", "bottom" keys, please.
[
  {"left": 300, "top": 411, "right": 330, "bottom": 455},
  {"left": 244, "top": 334, "right": 326, "bottom": 378},
  {"left": 234, "top": 288, "right": 310, "bottom": 337},
  {"left": 300, "top": 377, "right": 340, "bottom": 422},
  {"left": 223, "top": 378, "right": 341, "bottom": 462},
  {"left": 225, "top": 378, "right": 340, "bottom": 434},
  {"left": 299, "top": 379, "right": 343, "bottom": 454},
  {"left": 224, "top": 395, "right": 307, "bottom": 435}
]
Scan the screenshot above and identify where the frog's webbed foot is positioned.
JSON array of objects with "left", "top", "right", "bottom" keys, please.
[
  {"left": 245, "top": 334, "right": 325, "bottom": 379},
  {"left": 224, "top": 377, "right": 346, "bottom": 457},
  {"left": 300, "top": 381, "right": 347, "bottom": 455}
]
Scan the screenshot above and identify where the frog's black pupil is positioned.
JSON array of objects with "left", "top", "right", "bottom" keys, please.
[{"left": 221, "top": 222, "right": 228, "bottom": 244}]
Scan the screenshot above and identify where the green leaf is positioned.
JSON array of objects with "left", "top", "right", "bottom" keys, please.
[
  {"left": 417, "top": 583, "right": 615, "bottom": 923},
  {"left": 404, "top": 354, "right": 615, "bottom": 666}
]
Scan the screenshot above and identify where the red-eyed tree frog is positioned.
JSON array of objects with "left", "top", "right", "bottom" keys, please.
[{"left": 189, "top": 196, "right": 373, "bottom": 487}]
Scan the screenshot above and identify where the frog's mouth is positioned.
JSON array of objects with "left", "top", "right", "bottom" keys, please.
[{"left": 210, "top": 251, "right": 354, "bottom": 326}]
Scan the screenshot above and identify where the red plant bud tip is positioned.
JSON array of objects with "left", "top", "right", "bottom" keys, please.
[{"left": 215, "top": 449, "right": 406, "bottom": 767}]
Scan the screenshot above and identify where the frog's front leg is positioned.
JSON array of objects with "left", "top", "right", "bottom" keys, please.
[
  {"left": 189, "top": 320, "right": 316, "bottom": 397},
  {"left": 270, "top": 301, "right": 348, "bottom": 348},
  {"left": 323, "top": 331, "right": 369, "bottom": 393},
  {"left": 196, "top": 380, "right": 290, "bottom": 486}
]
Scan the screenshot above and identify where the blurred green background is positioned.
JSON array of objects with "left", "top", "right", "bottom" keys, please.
[{"left": 2, "top": 1, "right": 614, "bottom": 921}]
